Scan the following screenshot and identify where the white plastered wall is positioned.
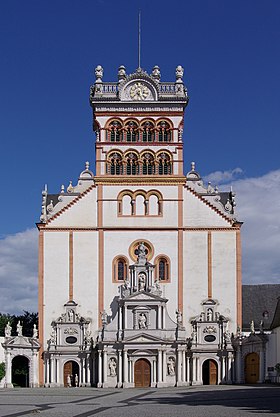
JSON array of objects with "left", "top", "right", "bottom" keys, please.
[
  {"left": 73, "top": 231, "right": 99, "bottom": 330},
  {"left": 212, "top": 232, "right": 237, "bottom": 332},
  {"left": 183, "top": 231, "right": 208, "bottom": 333},
  {"left": 43, "top": 231, "right": 69, "bottom": 348}
]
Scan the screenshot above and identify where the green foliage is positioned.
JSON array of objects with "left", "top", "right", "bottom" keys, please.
[
  {"left": 0, "top": 362, "right": 5, "bottom": 380},
  {"left": 275, "top": 363, "right": 280, "bottom": 374},
  {"left": 0, "top": 311, "right": 38, "bottom": 337}
]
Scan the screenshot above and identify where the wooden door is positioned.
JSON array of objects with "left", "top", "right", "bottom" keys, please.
[
  {"left": 64, "top": 361, "right": 73, "bottom": 387},
  {"left": 245, "top": 353, "right": 259, "bottom": 383},
  {"left": 209, "top": 360, "right": 217, "bottom": 385},
  {"left": 134, "top": 359, "right": 151, "bottom": 387}
]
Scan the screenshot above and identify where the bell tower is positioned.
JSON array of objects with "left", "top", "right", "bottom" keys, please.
[{"left": 90, "top": 65, "right": 188, "bottom": 180}]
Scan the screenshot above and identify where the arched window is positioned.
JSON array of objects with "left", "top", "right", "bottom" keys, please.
[
  {"left": 158, "top": 152, "right": 172, "bottom": 175},
  {"left": 141, "top": 121, "right": 154, "bottom": 142},
  {"left": 142, "top": 152, "right": 155, "bottom": 175},
  {"left": 112, "top": 256, "right": 128, "bottom": 282},
  {"left": 155, "top": 256, "right": 170, "bottom": 282},
  {"left": 126, "top": 152, "right": 139, "bottom": 175},
  {"left": 108, "top": 152, "right": 123, "bottom": 175},
  {"left": 108, "top": 120, "right": 123, "bottom": 142},
  {"left": 125, "top": 121, "right": 138, "bottom": 142},
  {"left": 157, "top": 121, "right": 171, "bottom": 142}
]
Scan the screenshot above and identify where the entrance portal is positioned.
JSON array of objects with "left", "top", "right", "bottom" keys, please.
[
  {"left": 245, "top": 353, "right": 259, "bottom": 383},
  {"left": 134, "top": 359, "right": 151, "bottom": 387},
  {"left": 202, "top": 359, "right": 218, "bottom": 385},
  {"left": 12, "top": 356, "right": 29, "bottom": 387},
  {"left": 63, "top": 361, "right": 79, "bottom": 387}
]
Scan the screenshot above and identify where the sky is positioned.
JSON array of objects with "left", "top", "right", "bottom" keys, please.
[{"left": 0, "top": 0, "right": 280, "bottom": 314}]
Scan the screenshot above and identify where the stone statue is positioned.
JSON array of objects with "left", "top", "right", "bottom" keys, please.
[
  {"left": 5, "top": 321, "right": 12, "bottom": 337},
  {"left": 167, "top": 357, "right": 175, "bottom": 376},
  {"left": 95, "top": 65, "right": 103, "bottom": 82},
  {"left": 118, "top": 65, "right": 126, "bottom": 81},
  {"left": 68, "top": 309, "right": 74, "bottom": 322},
  {"left": 176, "top": 309, "right": 183, "bottom": 325},
  {"left": 33, "top": 324, "right": 38, "bottom": 338},
  {"left": 138, "top": 242, "right": 146, "bottom": 259},
  {"left": 207, "top": 308, "right": 213, "bottom": 321},
  {"left": 138, "top": 313, "right": 147, "bottom": 329},
  {"left": 250, "top": 320, "right": 255, "bottom": 334},
  {"left": 109, "top": 358, "right": 117, "bottom": 376},
  {"left": 17, "top": 321, "right": 22, "bottom": 336},
  {"left": 75, "top": 374, "right": 78, "bottom": 387},
  {"left": 67, "top": 374, "right": 71, "bottom": 387},
  {"left": 138, "top": 273, "right": 146, "bottom": 291},
  {"left": 50, "top": 328, "right": 56, "bottom": 344},
  {"left": 101, "top": 310, "right": 108, "bottom": 326}
]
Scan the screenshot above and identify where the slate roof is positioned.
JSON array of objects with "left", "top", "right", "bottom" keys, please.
[
  {"left": 242, "top": 284, "right": 280, "bottom": 331},
  {"left": 270, "top": 297, "right": 280, "bottom": 329}
]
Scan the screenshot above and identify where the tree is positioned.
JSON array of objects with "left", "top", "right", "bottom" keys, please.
[{"left": 0, "top": 311, "right": 38, "bottom": 337}]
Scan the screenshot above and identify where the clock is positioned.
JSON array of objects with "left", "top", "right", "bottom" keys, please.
[{"left": 129, "top": 82, "right": 149, "bottom": 100}]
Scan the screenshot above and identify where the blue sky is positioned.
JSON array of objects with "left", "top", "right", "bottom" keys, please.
[{"left": 0, "top": 0, "right": 280, "bottom": 313}]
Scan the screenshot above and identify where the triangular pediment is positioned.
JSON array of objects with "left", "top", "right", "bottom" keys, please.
[
  {"left": 124, "top": 332, "right": 163, "bottom": 343},
  {"left": 125, "top": 291, "right": 166, "bottom": 302},
  {"left": 3, "top": 336, "right": 40, "bottom": 348}
]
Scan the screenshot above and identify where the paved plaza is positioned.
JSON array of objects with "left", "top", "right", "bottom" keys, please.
[{"left": 0, "top": 385, "right": 279, "bottom": 417}]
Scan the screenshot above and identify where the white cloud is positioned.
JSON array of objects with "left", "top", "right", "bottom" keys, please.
[
  {"left": 0, "top": 170, "right": 279, "bottom": 314},
  {"left": 204, "top": 167, "right": 244, "bottom": 185},
  {"left": 206, "top": 168, "right": 280, "bottom": 285},
  {"left": 0, "top": 228, "right": 38, "bottom": 314}
]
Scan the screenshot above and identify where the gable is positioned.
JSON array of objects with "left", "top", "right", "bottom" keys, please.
[
  {"left": 184, "top": 187, "right": 233, "bottom": 227},
  {"left": 47, "top": 187, "right": 98, "bottom": 228}
]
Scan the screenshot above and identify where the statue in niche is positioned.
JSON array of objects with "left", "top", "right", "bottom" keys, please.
[
  {"left": 138, "top": 313, "right": 147, "bottom": 329},
  {"left": 109, "top": 358, "right": 117, "bottom": 376},
  {"left": 68, "top": 309, "right": 74, "bottom": 322},
  {"left": 138, "top": 273, "right": 146, "bottom": 291},
  {"left": 137, "top": 242, "right": 147, "bottom": 260},
  {"left": 67, "top": 374, "right": 72, "bottom": 387},
  {"left": 5, "top": 321, "right": 12, "bottom": 337},
  {"left": 17, "top": 321, "right": 22, "bottom": 336},
  {"left": 75, "top": 374, "right": 79, "bottom": 387},
  {"left": 167, "top": 357, "right": 175, "bottom": 376},
  {"left": 206, "top": 308, "right": 213, "bottom": 321}
]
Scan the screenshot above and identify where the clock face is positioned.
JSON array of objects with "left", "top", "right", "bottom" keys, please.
[{"left": 129, "top": 82, "right": 149, "bottom": 100}]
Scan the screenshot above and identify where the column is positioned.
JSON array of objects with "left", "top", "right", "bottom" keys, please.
[
  {"left": 162, "top": 350, "right": 166, "bottom": 383},
  {"left": 186, "top": 356, "right": 190, "bottom": 384},
  {"left": 153, "top": 360, "right": 157, "bottom": 384},
  {"left": 192, "top": 355, "right": 197, "bottom": 383},
  {"left": 98, "top": 350, "right": 102, "bottom": 387},
  {"left": 50, "top": 357, "right": 55, "bottom": 384},
  {"left": 157, "top": 349, "right": 162, "bottom": 384},
  {"left": 103, "top": 350, "right": 108, "bottom": 386},
  {"left": 182, "top": 350, "right": 186, "bottom": 383},
  {"left": 162, "top": 306, "right": 166, "bottom": 329},
  {"left": 222, "top": 356, "right": 226, "bottom": 383},
  {"left": 123, "top": 350, "right": 128, "bottom": 384},
  {"left": 82, "top": 358, "right": 86, "bottom": 386},
  {"left": 46, "top": 358, "right": 50, "bottom": 385},
  {"left": 5, "top": 352, "right": 12, "bottom": 386},
  {"left": 259, "top": 349, "right": 265, "bottom": 383},
  {"left": 157, "top": 306, "right": 162, "bottom": 329},
  {"left": 56, "top": 358, "right": 60, "bottom": 386},
  {"left": 177, "top": 349, "right": 182, "bottom": 385},
  {"left": 124, "top": 306, "right": 127, "bottom": 329},
  {"left": 86, "top": 357, "right": 91, "bottom": 386},
  {"left": 227, "top": 353, "right": 232, "bottom": 384},
  {"left": 236, "top": 344, "right": 242, "bottom": 383},
  {"left": 118, "top": 350, "right": 122, "bottom": 387},
  {"left": 118, "top": 306, "right": 122, "bottom": 330}
]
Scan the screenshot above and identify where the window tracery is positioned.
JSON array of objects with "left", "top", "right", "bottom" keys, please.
[
  {"left": 155, "top": 255, "right": 170, "bottom": 282},
  {"left": 112, "top": 256, "right": 129, "bottom": 282},
  {"left": 157, "top": 152, "right": 172, "bottom": 175}
]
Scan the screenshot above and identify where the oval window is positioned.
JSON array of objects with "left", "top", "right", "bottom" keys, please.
[
  {"left": 204, "top": 335, "right": 216, "bottom": 343},
  {"left": 66, "top": 336, "right": 77, "bottom": 344}
]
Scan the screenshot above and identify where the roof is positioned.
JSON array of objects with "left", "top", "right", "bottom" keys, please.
[
  {"left": 270, "top": 298, "right": 280, "bottom": 329},
  {"left": 242, "top": 284, "right": 280, "bottom": 331}
]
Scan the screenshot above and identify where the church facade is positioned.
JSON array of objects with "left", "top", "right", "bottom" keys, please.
[{"left": 37, "top": 64, "right": 242, "bottom": 387}]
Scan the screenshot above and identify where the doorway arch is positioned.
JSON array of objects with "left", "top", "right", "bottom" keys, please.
[
  {"left": 63, "top": 360, "right": 80, "bottom": 387},
  {"left": 134, "top": 358, "right": 151, "bottom": 387},
  {"left": 245, "top": 353, "right": 259, "bottom": 383},
  {"left": 12, "top": 356, "right": 29, "bottom": 387},
  {"left": 202, "top": 359, "right": 218, "bottom": 385}
]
